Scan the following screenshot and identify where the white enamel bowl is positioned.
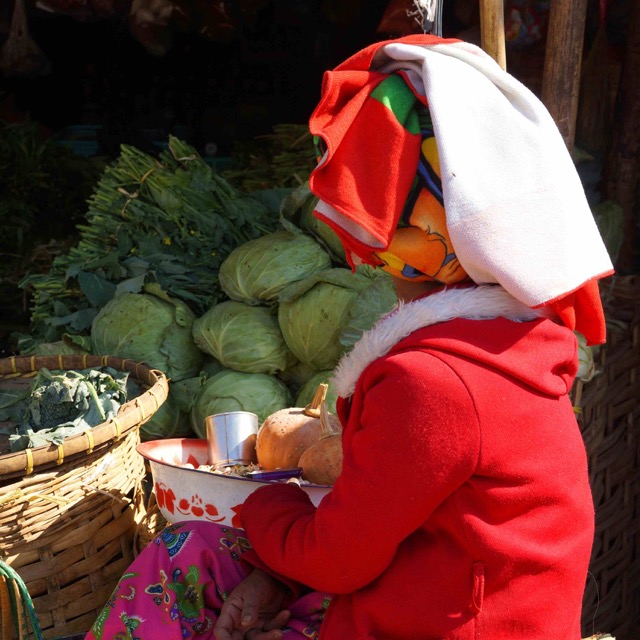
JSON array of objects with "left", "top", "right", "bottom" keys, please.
[{"left": 137, "top": 438, "right": 332, "bottom": 528}]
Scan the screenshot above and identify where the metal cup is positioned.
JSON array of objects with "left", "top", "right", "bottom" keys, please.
[{"left": 205, "top": 411, "right": 259, "bottom": 469}]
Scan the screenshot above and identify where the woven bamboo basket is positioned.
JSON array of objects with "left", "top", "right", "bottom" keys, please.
[
  {"left": 132, "top": 470, "right": 167, "bottom": 556},
  {"left": 0, "top": 354, "right": 169, "bottom": 640},
  {"left": 573, "top": 275, "right": 640, "bottom": 640}
]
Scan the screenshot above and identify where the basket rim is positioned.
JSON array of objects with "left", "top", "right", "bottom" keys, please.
[{"left": 0, "top": 354, "right": 169, "bottom": 477}]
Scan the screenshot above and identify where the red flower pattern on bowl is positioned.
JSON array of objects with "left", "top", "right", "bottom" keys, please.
[{"left": 138, "top": 438, "right": 332, "bottom": 528}]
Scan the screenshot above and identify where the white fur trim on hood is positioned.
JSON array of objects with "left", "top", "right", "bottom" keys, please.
[{"left": 331, "top": 285, "right": 551, "bottom": 398}]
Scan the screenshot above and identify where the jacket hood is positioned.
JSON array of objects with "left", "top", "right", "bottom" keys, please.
[{"left": 331, "top": 285, "right": 577, "bottom": 399}]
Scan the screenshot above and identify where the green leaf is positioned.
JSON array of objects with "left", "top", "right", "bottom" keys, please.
[
  {"left": 340, "top": 272, "right": 397, "bottom": 349},
  {"left": 78, "top": 271, "right": 117, "bottom": 308},
  {"left": 121, "top": 255, "right": 151, "bottom": 277},
  {"left": 277, "top": 267, "right": 370, "bottom": 303},
  {"left": 46, "top": 307, "right": 98, "bottom": 333},
  {"left": 8, "top": 367, "right": 132, "bottom": 451},
  {"left": 115, "top": 274, "right": 147, "bottom": 295}
]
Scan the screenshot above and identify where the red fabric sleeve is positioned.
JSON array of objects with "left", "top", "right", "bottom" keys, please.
[{"left": 239, "top": 351, "right": 480, "bottom": 594}]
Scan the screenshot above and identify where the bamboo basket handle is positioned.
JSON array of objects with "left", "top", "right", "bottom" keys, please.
[{"left": 479, "top": 0, "right": 507, "bottom": 70}]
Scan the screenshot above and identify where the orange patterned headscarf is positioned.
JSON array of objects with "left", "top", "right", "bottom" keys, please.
[{"left": 373, "top": 109, "right": 468, "bottom": 285}]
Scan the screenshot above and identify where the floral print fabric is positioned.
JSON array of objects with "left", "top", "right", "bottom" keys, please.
[{"left": 85, "top": 521, "right": 330, "bottom": 639}]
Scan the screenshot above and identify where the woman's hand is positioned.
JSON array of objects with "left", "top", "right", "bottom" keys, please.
[{"left": 214, "top": 568, "right": 291, "bottom": 640}]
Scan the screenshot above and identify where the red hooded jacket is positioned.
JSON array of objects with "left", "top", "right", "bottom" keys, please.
[{"left": 240, "top": 285, "right": 594, "bottom": 639}]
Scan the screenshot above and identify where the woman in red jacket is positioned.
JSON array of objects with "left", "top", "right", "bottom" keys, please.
[{"left": 85, "top": 34, "right": 613, "bottom": 640}]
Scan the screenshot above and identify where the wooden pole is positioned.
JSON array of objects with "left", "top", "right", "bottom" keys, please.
[
  {"left": 479, "top": 0, "right": 507, "bottom": 70},
  {"left": 540, "top": 0, "right": 589, "bottom": 152},
  {"left": 602, "top": 0, "right": 640, "bottom": 273}
]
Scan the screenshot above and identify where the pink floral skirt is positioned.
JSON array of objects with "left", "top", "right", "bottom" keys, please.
[{"left": 85, "top": 521, "right": 331, "bottom": 639}]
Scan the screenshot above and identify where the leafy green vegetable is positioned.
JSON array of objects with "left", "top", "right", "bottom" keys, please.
[
  {"left": 0, "top": 382, "right": 32, "bottom": 421},
  {"left": 277, "top": 267, "right": 372, "bottom": 370},
  {"left": 139, "top": 389, "right": 194, "bottom": 441},
  {"left": 170, "top": 374, "right": 209, "bottom": 414},
  {"left": 190, "top": 370, "right": 293, "bottom": 437},
  {"left": 20, "top": 136, "right": 282, "bottom": 343},
  {"left": 139, "top": 372, "right": 212, "bottom": 441},
  {"left": 222, "top": 123, "right": 317, "bottom": 192},
  {"left": 218, "top": 229, "right": 332, "bottom": 306},
  {"left": 280, "top": 183, "right": 346, "bottom": 265},
  {"left": 295, "top": 371, "right": 338, "bottom": 414},
  {"left": 276, "top": 359, "right": 318, "bottom": 396},
  {"left": 17, "top": 338, "right": 89, "bottom": 356},
  {"left": 199, "top": 357, "right": 226, "bottom": 379},
  {"left": 6, "top": 367, "right": 132, "bottom": 451},
  {"left": 0, "top": 119, "right": 103, "bottom": 254},
  {"left": 192, "top": 300, "right": 297, "bottom": 375},
  {"left": 91, "top": 285, "right": 204, "bottom": 382},
  {"left": 339, "top": 267, "right": 397, "bottom": 349}
]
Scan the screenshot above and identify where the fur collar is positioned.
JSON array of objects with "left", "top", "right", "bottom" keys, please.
[{"left": 332, "top": 285, "right": 551, "bottom": 398}]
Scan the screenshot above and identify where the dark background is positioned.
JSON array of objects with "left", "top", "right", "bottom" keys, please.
[
  {"left": 0, "top": 0, "right": 633, "bottom": 351},
  {"left": 0, "top": 0, "right": 485, "bottom": 157}
]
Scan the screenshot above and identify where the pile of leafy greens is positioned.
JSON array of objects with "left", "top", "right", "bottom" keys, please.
[
  {"left": 19, "top": 136, "right": 282, "bottom": 346},
  {"left": 0, "top": 367, "right": 135, "bottom": 451},
  {"left": 7, "top": 134, "right": 401, "bottom": 442}
]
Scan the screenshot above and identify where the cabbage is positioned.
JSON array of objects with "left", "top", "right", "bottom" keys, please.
[
  {"left": 218, "top": 229, "right": 332, "bottom": 305},
  {"left": 25, "top": 339, "right": 88, "bottom": 356},
  {"left": 190, "top": 370, "right": 293, "bottom": 437},
  {"left": 192, "top": 300, "right": 297, "bottom": 374},
  {"left": 295, "top": 371, "right": 338, "bottom": 414},
  {"left": 339, "top": 267, "right": 397, "bottom": 349},
  {"left": 91, "top": 284, "right": 204, "bottom": 381},
  {"left": 140, "top": 374, "right": 209, "bottom": 440},
  {"left": 280, "top": 183, "right": 346, "bottom": 264},
  {"left": 140, "top": 390, "right": 194, "bottom": 441},
  {"left": 277, "top": 268, "right": 371, "bottom": 370},
  {"left": 171, "top": 374, "right": 209, "bottom": 413},
  {"left": 276, "top": 359, "right": 318, "bottom": 396},
  {"left": 199, "top": 357, "right": 225, "bottom": 379},
  {"left": 575, "top": 331, "right": 598, "bottom": 383}
]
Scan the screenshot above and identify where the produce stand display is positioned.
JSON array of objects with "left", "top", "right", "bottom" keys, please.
[
  {"left": 0, "top": 1, "right": 638, "bottom": 638},
  {"left": 0, "top": 355, "right": 168, "bottom": 639}
]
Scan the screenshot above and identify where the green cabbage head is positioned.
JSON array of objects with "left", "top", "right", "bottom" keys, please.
[
  {"left": 280, "top": 183, "right": 346, "bottom": 264},
  {"left": 192, "top": 300, "right": 297, "bottom": 375},
  {"left": 91, "top": 284, "right": 204, "bottom": 381},
  {"left": 339, "top": 267, "right": 397, "bottom": 349},
  {"left": 277, "top": 268, "right": 371, "bottom": 370},
  {"left": 140, "top": 390, "right": 194, "bottom": 441},
  {"left": 218, "top": 229, "right": 332, "bottom": 305},
  {"left": 190, "top": 369, "right": 293, "bottom": 437}
]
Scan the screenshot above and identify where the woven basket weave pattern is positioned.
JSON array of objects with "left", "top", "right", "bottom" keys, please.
[
  {"left": 576, "top": 275, "right": 640, "bottom": 639},
  {"left": 0, "top": 355, "right": 168, "bottom": 640}
]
